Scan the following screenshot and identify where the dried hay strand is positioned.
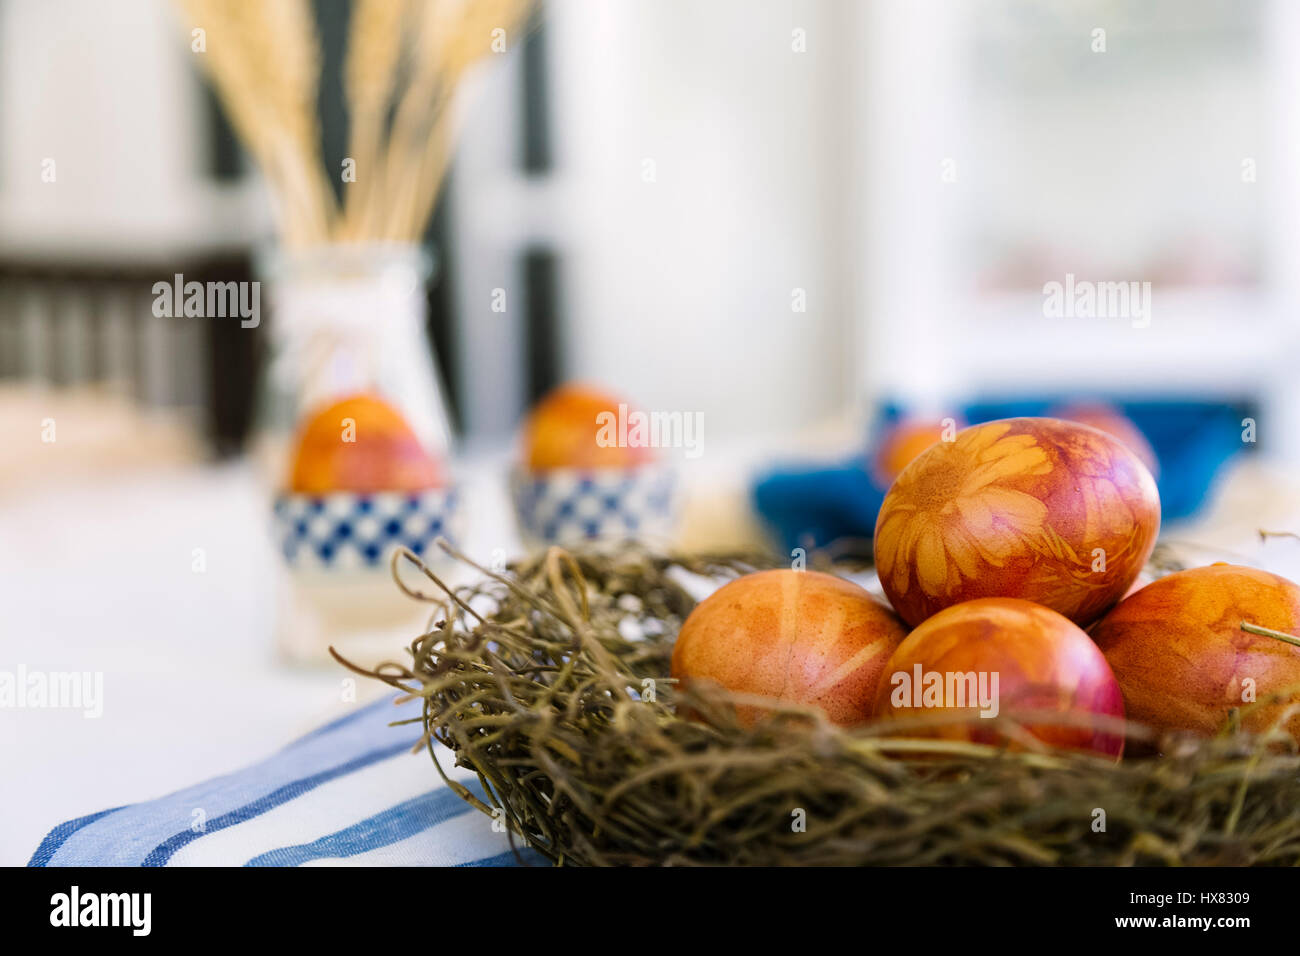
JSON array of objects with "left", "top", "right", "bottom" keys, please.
[{"left": 335, "top": 543, "right": 1300, "bottom": 867}]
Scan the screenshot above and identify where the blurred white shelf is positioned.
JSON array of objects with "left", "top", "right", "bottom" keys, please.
[
  {"left": 955, "top": 287, "right": 1299, "bottom": 394},
  {"left": 0, "top": 181, "right": 270, "bottom": 266}
]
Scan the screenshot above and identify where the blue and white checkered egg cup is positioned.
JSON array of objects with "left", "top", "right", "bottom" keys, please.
[
  {"left": 509, "top": 464, "right": 679, "bottom": 550},
  {"left": 273, "top": 487, "right": 462, "bottom": 572}
]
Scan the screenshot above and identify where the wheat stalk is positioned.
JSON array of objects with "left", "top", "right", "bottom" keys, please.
[
  {"left": 341, "top": 0, "right": 414, "bottom": 241},
  {"left": 179, "top": 0, "right": 293, "bottom": 239},
  {"left": 178, "top": 0, "right": 335, "bottom": 247},
  {"left": 381, "top": 0, "right": 535, "bottom": 240},
  {"left": 176, "top": 0, "right": 533, "bottom": 247},
  {"left": 257, "top": 0, "right": 335, "bottom": 243}
]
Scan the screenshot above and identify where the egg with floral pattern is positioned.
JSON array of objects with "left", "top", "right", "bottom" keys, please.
[{"left": 873, "top": 418, "right": 1160, "bottom": 628}]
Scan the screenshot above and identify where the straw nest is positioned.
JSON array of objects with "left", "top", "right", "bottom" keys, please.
[{"left": 335, "top": 542, "right": 1300, "bottom": 866}]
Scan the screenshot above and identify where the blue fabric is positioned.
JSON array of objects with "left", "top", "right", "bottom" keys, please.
[
  {"left": 27, "top": 806, "right": 127, "bottom": 867},
  {"left": 28, "top": 696, "right": 546, "bottom": 867},
  {"left": 754, "top": 397, "right": 1252, "bottom": 553},
  {"left": 243, "top": 788, "right": 480, "bottom": 867}
]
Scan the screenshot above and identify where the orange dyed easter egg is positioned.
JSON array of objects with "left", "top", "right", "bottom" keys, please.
[
  {"left": 521, "top": 383, "right": 657, "bottom": 471},
  {"left": 1091, "top": 564, "right": 1300, "bottom": 740},
  {"left": 288, "top": 394, "right": 445, "bottom": 494},
  {"left": 872, "top": 416, "right": 962, "bottom": 485},
  {"left": 874, "top": 417, "right": 1160, "bottom": 628},
  {"left": 871, "top": 597, "right": 1125, "bottom": 757},
  {"left": 670, "top": 569, "right": 908, "bottom": 727}
]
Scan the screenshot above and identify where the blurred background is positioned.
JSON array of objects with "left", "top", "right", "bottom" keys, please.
[{"left": 4, "top": 0, "right": 1300, "bottom": 862}]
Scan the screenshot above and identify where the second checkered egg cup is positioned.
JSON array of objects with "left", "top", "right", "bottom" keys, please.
[
  {"left": 273, "top": 487, "right": 462, "bottom": 571},
  {"left": 509, "top": 464, "right": 679, "bottom": 549}
]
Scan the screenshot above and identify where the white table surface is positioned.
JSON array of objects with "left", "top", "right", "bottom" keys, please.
[
  {"left": 0, "top": 433, "right": 774, "bottom": 866},
  {"left": 1, "top": 453, "right": 532, "bottom": 866}
]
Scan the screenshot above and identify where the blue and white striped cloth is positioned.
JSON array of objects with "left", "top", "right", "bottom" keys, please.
[{"left": 29, "top": 695, "right": 544, "bottom": 867}]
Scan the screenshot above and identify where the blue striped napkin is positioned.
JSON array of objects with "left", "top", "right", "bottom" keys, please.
[{"left": 29, "top": 695, "right": 545, "bottom": 867}]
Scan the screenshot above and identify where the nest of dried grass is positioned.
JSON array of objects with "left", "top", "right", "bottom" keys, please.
[{"left": 335, "top": 542, "right": 1300, "bottom": 866}]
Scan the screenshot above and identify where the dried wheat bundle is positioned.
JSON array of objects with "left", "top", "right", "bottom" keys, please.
[
  {"left": 334, "top": 543, "right": 1300, "bottom": 867},
  {"left": 177, "top": 0, "right": 535, "bottom": 246}
]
